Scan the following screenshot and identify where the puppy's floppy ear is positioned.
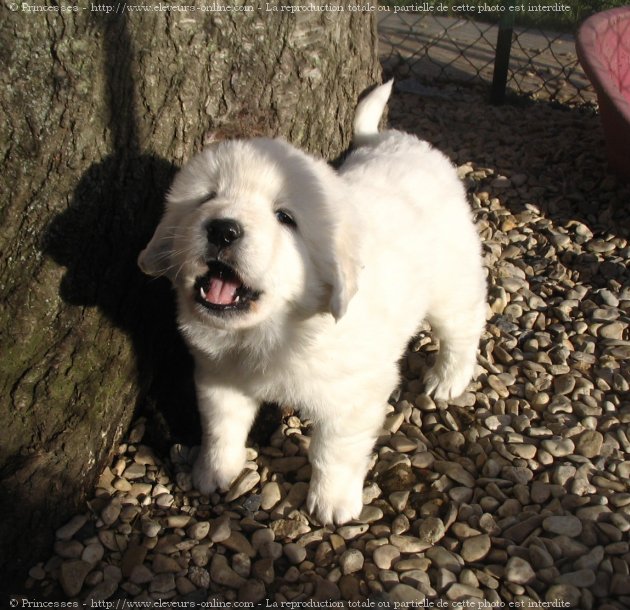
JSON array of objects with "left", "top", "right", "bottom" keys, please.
[
  {"left": 137, "top": 212, "right": 176, "bottom": 279},
  {"left": 327, "top": 211, "right": 363, "bottom": 321},
  {"left": 138, "top": 143, "right": 221, "bottom": 279}
]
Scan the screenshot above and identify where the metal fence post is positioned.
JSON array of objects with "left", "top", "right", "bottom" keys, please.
[{"left": 491, "top": 0, "right": 517, "bottom": 104}]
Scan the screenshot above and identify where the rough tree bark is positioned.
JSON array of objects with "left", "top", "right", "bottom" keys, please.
[{"left": 0, "top": 1, "right": 379, "bottom": 587}]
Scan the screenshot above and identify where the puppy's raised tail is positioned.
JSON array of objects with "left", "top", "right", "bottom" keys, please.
[{"left": 352, "top": 79, "right": 394, "bottom": 148}]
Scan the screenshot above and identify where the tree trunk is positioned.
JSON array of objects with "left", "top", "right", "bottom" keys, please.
[{"left": 0, "top": 2, "right": 379, "bottom": 587}]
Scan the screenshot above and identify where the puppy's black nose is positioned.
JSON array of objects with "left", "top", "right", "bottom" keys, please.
[{"left": 206, "top": 218, "right": 243, "bottom": 248}]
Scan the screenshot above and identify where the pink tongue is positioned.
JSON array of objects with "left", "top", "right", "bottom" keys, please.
[{"left": 206, "top": 276, "right": 241, "bottom": 305}]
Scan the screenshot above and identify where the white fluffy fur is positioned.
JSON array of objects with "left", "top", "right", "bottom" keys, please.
[{"left": 138, "top": 81, "right": 486, "bottom": 524}]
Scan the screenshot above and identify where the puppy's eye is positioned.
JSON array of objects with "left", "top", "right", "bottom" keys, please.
[
  {"left": 201, "top": 191, "right": 217, "bottom": 204},
  {"left": 275, "top": 209, "right": 297, "bottom": 229}
]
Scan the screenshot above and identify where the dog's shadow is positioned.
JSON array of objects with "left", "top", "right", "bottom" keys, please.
[
  {"left": 43, "top": 153, "right": 200, "bottom": 451},
  {"left": 39, "top": 7, "right": 206, "bottom": 451}
]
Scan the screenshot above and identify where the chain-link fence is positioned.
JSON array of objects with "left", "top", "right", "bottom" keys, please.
[{"left": 378, "top": 10, "right": 597, "bottom": 105}]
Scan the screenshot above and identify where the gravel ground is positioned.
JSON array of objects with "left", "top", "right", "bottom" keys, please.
[{"left": 22, "top": 86, "right": 630, "bottom": 609}]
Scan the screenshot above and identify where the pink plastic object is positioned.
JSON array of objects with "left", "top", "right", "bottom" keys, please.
[{"left": 577, "top": 7, "right": 630, "bottom": 179}]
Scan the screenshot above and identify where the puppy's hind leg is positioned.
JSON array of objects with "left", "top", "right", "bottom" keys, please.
[
  {"left": 192, "top": 380, "right": 259, "bottom": 496},
  {"left": 424, "top": 303, "right": 485, "bottom": 401}
]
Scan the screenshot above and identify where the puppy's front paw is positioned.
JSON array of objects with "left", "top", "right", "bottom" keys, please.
[
  {"left": 424, "top": 364, "right": 472, "bottom": 401},
  {"left": 307, "top": 470, "right": 364, "bottom": 525},
  {"left": 192, "top": 447, "right": 246, "bottom": 496}
]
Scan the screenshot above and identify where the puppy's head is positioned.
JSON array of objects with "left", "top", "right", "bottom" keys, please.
[{"left": 138, "top": 138, "right": 361, "bottom": 330}]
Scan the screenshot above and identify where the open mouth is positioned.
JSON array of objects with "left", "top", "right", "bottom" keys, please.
[{"left": 193, "top": 261, "right": 261, "bottom": 313}]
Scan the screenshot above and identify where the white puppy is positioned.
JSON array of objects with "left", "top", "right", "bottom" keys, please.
[{"left": 138, "top": 81, "right": 486, "bottom": 524}]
